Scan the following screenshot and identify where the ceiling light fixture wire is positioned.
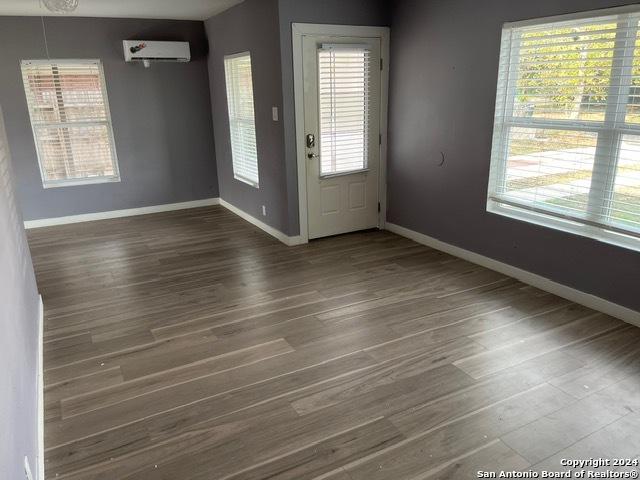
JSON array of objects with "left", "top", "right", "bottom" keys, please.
[{"left": 40, "top": 15, "right": 50, "bottom": 59}]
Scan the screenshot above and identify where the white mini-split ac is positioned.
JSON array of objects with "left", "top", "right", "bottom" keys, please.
[{"left": 123, "top": 40, "right": 191, "bottom": 67}]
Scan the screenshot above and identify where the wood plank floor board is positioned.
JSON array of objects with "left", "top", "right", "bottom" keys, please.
[
  {"left": 366, "top": 297, "right": 572, "bottom": 362},
  {"left": 313, "top": 470, "right": 353, "bottom": 480},
  {"left": 45, "top": 366, "right": 124, "bottom": 422},
  {"left": 289, "top": 361, "right": 475, "bottom": 416},
  {"left": 28, "top": 206, "right": 640, "bottom": 479},
  {"left": 388, "top": 349, "right": 586, "bottom": 438},
  {"left": 46, "top": 400, "right": 300, "bottom": 478},
  {"left": 387, "top": 290, "right": 565, "bottom": 337},
  {"left": 453, "top": 313, "right": 625, "bottom": 379},
  {"left": 118, "top": 372, "right": 455, "bottom": 480},
  {"left": 531, "top": 413, "right": 640, "bottom": 477},
  {"left": 500, "top": 381, "right": 629, "bottom": 463},
  {"left": 468, "top": 302, "right": 600, "bottom": 349},
  {"left": 149, "top": 417, "right": 405, "bottom": 480},
  {"left": 83, "top": 286, "right": 320, "bottom": 344},
  {"left": 549, "top": 326, "right": 640, "bottom": 399},
  {"left": 342, "top": 383, "right": 575, "bottom": 480},
  {"left": 414, "top": 439, "right": 530, "bottom": 480},
  {"left": 45, "top": 349, "right": 379, "bottom": 448},
  {"left": 44, "top": 329, "right": 220, "bottom": 386},
  {"left": 322, "top": 279, "right": 525, "bottom": 332},
  {"left": 45, "top": 330, "right": 158, "bottom": 367},
  {"left": 60, "top": 338, "right": 295, "bottom": 419},
  {"left": 44, "top": 331, "right": 93, "bottom": 352},
  {"left": 161, "top": 291, "right": 380, "bottom": 343}
]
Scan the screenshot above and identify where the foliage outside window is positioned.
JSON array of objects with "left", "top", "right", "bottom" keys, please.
[{"left": 488, "top": 7, "right": 640, "bottom": 250}]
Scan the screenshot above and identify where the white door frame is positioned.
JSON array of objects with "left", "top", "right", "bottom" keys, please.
[{"left": 292, "top": 23, "right": 390, "bottom": 244}]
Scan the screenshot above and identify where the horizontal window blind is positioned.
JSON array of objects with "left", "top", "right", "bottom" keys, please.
[
  {"left": 318, "top": 45, "right": 371, "bottom": 176},
  {"left": 21, "top": 60, "right": 119, "bottom": 187},
  {"left": 489, "top": 8, "right": 640, "bottom": 245},
  {"left": 224, "top": 53, "right": 259, "bottom": 187}
]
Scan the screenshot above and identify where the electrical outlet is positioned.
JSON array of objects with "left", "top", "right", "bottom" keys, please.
[
  {"left": 24, "top": 456, "right": 34, "bottom": 480},
  {"left": 261, "top": 205, "right": 267, "bottom": 216}
]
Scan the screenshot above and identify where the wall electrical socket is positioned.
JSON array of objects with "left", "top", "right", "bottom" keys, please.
[{"left": 261, "top": 205, "right": 267, "bottom": 216}]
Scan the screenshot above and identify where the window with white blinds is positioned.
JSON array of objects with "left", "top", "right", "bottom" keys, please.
[
  {"left": 21, "top": 59, "right": 119, "bottom": 188},
  {"left": 318, "top": 45, "right": 371, "bottom": 176},
  {"left": 224, "top": 52, "right": 259, "bottom": 187},
  {"left": 488, "top": 7, "right": 640, "bottom": 249}
]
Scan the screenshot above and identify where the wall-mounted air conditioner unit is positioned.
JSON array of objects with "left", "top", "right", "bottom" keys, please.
[{"left": 123, "top": 40, "right": 191, "bottom": 67}]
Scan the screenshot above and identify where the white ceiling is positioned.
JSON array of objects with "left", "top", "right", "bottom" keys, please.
[{"left": 0, "top": 0, "right": 245, "bottom": 21}]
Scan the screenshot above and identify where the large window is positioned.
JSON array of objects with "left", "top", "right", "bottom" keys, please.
[
  {"left": 488, "top": 7, "right": 640, "bottom": 250},
  {"left": 224, "top": 52, "right": 259, "bottom": 187},
  {"left": 21, "top": 59, "right": 119, "bottom": 188}
]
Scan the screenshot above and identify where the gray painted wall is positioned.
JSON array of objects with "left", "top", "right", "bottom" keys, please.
[
  {"left": 277, "top": 0, "right": 390, "bottom": 235},
  {"left": 0, "top": 106, "right": 41, "bottom": 480},
  {"left": 205, "top": 0, "right": 289, "bottom": 233},
  {"left": 205, "top": 0, "right": 389, "bottom": 236},
  {"left": 0, "top": 16, "right": 218, "bottom": 221},
  {"left": 388, "top": 0, "right": 640, "bottom": 311}
]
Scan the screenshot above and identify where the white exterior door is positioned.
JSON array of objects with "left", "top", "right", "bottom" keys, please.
[{"left": 302, "top": 35, "right": 382, "bottom": 239}]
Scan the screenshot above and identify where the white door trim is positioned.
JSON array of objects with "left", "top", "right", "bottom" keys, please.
[{"left": 292, "top": 23, "right": 390, "bottom": 243}]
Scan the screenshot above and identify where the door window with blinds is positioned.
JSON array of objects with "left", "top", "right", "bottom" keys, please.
[
  {"left": 488, "top": 7, "right": 640, "bottom": 249},
  {"left": 224, "top": 52, "right": 259, "bottom": 187},
  {"left": 318, "top": 45, "right": 371, "bottom": 176},
  {"left": 21, "top": 59, "right": 119, "bottom": 188}
]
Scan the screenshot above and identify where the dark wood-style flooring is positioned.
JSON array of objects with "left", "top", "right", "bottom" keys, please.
[{"left": 28, "top": 206, "right": 640, "bottom": 479}]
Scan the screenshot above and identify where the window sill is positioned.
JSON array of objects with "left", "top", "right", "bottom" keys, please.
[
  {"left": 43, "top": 176, "right": 121, "bottom": 189},
  {"left": 234, "top": 175, "right": 259, "bottom": 189},
  {"left": 487, "top": 200, "right": 640, "bottom": 254}
]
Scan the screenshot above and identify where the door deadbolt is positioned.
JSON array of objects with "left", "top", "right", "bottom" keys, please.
[{"left": 306, "top": 133, "right": 315, "bottom": 148}]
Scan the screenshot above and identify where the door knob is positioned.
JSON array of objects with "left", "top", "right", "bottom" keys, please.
[{"left": 307, "top": 152, "right": 318, "bottom": 159}]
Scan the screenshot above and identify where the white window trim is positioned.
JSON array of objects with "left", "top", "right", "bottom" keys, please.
[
  {"left": 224, "top": 51, "right": 260, "bottom": 189},
  {"left": 22, "top": 59, "right": 120, "bottom": 189},
  {"left": 488, "top": 201, "right": 640, "bottom": 253},
  {"left": 504, "top": 4, "right": 640, "bottom": 29},
  {"left": 317, "top": 44, "right": 372, "bottom": 177},
  {"left": 487, "top": 5, "right": 640, "bottom": 253}
]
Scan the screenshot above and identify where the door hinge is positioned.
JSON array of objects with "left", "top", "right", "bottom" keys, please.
[
  {"left": 378, "top": 202, "right": 381, "bottom": 213},
  {"left": 379, "top": 134, "right": 382, "bottom": 145},
  {"left": 380, "top": 58, "right": 383, "bottom": 71}
]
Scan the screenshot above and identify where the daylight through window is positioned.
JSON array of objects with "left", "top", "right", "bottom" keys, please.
[
  {"left": 488, "top": 8, "right": 640, "bottom": 249},
  {"left": 21, "top": 59, "right": 119, "bottom": 188}
]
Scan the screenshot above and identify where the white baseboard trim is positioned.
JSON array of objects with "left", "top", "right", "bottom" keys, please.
[
  {"left": 23, "top": 198, "right": 221, "bottom": 229},
  {"left": 219, "top": 199, "right": 306, "bottom": 247},
  {"left": 385, "top": 222, "right": 640, "bottom": 327},
  {"left": 36, "top": 295, "right": 44, "bottom": 480}
]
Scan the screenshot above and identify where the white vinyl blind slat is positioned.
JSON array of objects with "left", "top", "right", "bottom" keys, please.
[
  {"left": 224, "top": 53, "right": 259, "bottom": 187},
  {"left": 488, "top": 9, "right": 640, "bottom": 243},
  {"left": 318, "top": 46, "right": 371, "bottom": 176},
  {"left": 21, "top": 60, "right": 119, "bottom": 188}
]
